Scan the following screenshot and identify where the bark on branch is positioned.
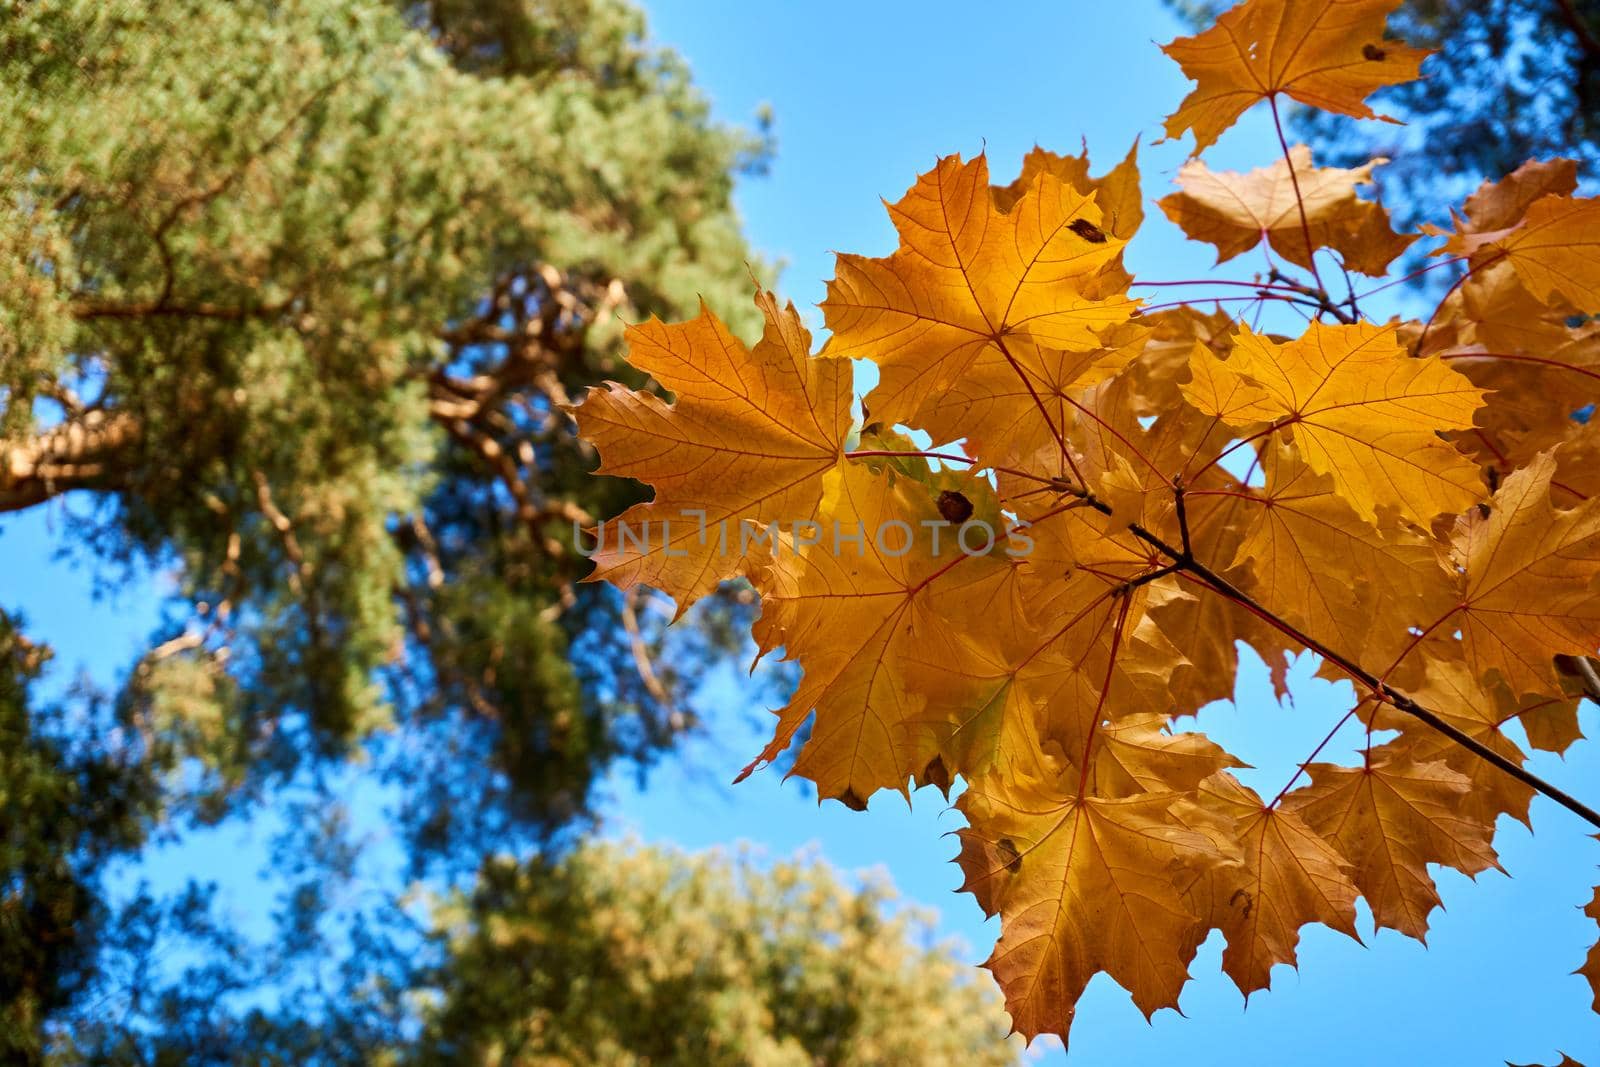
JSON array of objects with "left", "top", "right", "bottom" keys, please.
[{"left": 0, "top": 410, "right": 141, "bottom": 512}]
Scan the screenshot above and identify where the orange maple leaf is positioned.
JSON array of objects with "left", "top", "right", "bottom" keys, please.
[
  {"left": 1281, "top": 749, "right": 1499, "bottom": 940},
  {"left": 1184, "top": 321, "right": 1485, "bottom": 525},
  {"left": 958, "top": 761, "right": 1234, "bottom": 1042},
  {"left": 1195, "top": 441, "right": 1455, "bottom": 676},
  {"left": 1371, "top": 658, "right": 1564, "bottom": 828},
  {"left": 740, "top": 461, "right": 1012, "bottom": 804},
  {"left": 1422, "top": 157, "right": 1580, "bottom": 257},
  {"left": 1160, "top": 145, "right": 1414, "bottom": 276},
  {"left": 1486, "top": 196, "right": 1600, "bottom": 314},
  {"left": 1189, "top": 773, "right": 1361, "bottom": 998},
  {"left": 570, "top": 288, "right": 851, "bottom": 613},
  {"left": 1430, "top": 257, "right": 1600, "bottom": 471},
  {"left": 1161, "top": 0, "right": 1429, "bottom": 153},
  {"left": 992, "top": 141, "right": 1144, "bottom": 238},
  {"left": 823, "top": 153, "right": 1135, "bottom": 429},
  {"left": 1427, "top": 452, "right": 1600, "bottom": 699}
]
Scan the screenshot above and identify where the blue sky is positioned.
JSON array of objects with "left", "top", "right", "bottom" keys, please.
[{"left": 2, "top": 0, "right": 1597, "bottom": 1062}]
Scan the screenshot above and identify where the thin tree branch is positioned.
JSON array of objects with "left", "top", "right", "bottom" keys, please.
[
  {"left": 1047, "top": 475, "right": 1600, "bottom": 830},
  {"left": 1267, "top": 93, "right": 1329, "bottom": 297},
  {"left": 71, "top": 297, "right": 295, "bottom": 322},
  {"left": 1555, "top": 0, "right": 1600, "bottom": 60},
  {"left": 1265, "top": 268, "right": 1356, "bottom": 324},
  {"left": 621, "top": 587, "right": 682, "bottom": 729},
  {"left": 0, "top": 410, "right": 141, "bottom": 511},
  {"left": 1175, "top": 557, "right": 1600, "bottom": 828}
]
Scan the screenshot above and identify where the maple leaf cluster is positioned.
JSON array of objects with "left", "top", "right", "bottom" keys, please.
[{"left": 570, "top": 0, "right": 1600, "bottom": 1045}]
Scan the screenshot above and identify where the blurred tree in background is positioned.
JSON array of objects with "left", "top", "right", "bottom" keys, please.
[
  {"left": 1167, "top": 0, "right": 1600, "bottom": 236},
  {"left": 420, "top": 845, "right": 1014, "bottom": 1066},
  {"left": 47, "top": 843, "right": 1016, "bottom": 1064},
  {"left": 0, "top": 1, "right": 1006, "bottom": 1061},
  {"left": 2, "top": 0, "right": 766, "bottom": 857}
]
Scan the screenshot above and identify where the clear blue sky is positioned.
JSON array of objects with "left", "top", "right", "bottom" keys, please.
[{"left": 2, "top": 1, "right": 1597, "bottom": 1062}]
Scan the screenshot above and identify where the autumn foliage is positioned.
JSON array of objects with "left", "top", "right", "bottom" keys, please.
[{"left": 571, "top": 0, "right": 1600, "bottom": 1045}]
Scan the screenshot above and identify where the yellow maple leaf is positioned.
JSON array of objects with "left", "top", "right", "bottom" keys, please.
[
  {"left": 1159, "top": 145, "right": 1414, "bottom": 276},
  {"left": 823, "top": 153, "right": 1135, "bottom": 428},
  {"left": 1088, "top": 714, "right": 1246, "bottom": 798},
  {"left": 896, "top": 321, "right": 1148, "bottom": 475},
  {"left": 1189, "top": 773, "right": 1361, "bottom": 998},
  {"left": 1434, "top": 260, "right": 1600, "bottom": 469},
  {"left": 963, "top": 506, "right": 1182, "bottom": 762},
  {"left": 1373, "top": 658, "right": 1561, "bottom": 827},
  {"left": 1281, "top": 749, "right": 1499, "bottom": 940},
  {"left": 957, "top": 761, "right": 1234, "bottom": 1041},
  {"left": 1059, "top": 355, "right": 1245, "bottom": 534},
  {"left": 895, "top": 555, "right": 1051, "bottom": 779},
  {"left": 1183, "top": 321, "right": 1486, "bottom": 525},
  {"left": 1431, "top": 451, "right": 1600, "bottom": 698},
  {"left": 740, "top": 461, "right": 1010, "bottom": 805},
  {"left": 1421, "top": 167, "right": 1600, "bottom": 318},
  {"left": 1521, "top": 667, "right": 1588, "bottom": 754},
  {"left": 1161, "top": 0, "right": 1429, "bottom": 154},
  {"left": 1123, "top": 305, "right": 1239, "bottom": 419},
  {"left": 1206, "top": 441, "right": 1455, "bottom": 675},
  {"left": 1422, "top": 157, "right": 1580, "bottom": 257},
  {"left": 571, "top": 287, "right": 851, "bottom": 613},
  {"left": 992, "top": 141, "right": 1145, "bottom": 240},
  {"left": 1486, "top": 196, "right": 1600, "bottom": 314},
  {"left": 1148, "top": 578, "right": 1300, "bottom": 716},
  {"left": 1466, "top": 270, "right": 1600, "bottom": 374},
  {"left": 992, "top": 140, "right": 1144, "bottom": 297}
]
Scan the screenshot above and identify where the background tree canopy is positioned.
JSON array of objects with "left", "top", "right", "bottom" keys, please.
[
  {"left": 2, "top": 0, "right": 765, "bottom": 850},
  {"left": 411, "top": 844, "right": 1016, "bottom": 1067},
  {"left": 0, "top": 0, "right": 1018, "bottom": 1060},
  {"left": 48, "top": 842, "right": 1016, "bottom": 1064}
]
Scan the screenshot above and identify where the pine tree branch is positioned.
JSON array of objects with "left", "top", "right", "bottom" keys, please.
[{"left": 0, "top": 410, "right": 141, "bottom": 511}]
